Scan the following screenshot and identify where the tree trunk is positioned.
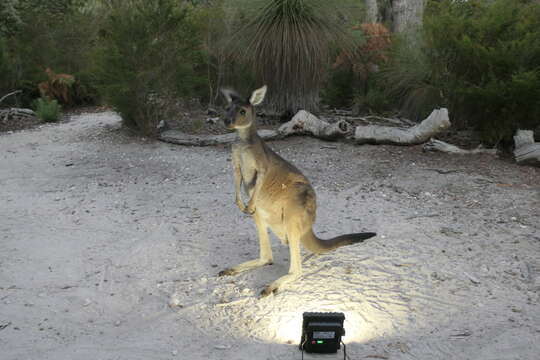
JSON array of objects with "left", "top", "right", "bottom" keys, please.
[
  {"left": 365, "top": 0, "right": 379, "bottom": 22},
  {"left": 387, "top": 0, "right": 426, "bottom": 33}
]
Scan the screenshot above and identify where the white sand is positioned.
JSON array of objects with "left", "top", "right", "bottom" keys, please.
[{"left": 1, "top": 112, "right": 539, "bottom": 359}]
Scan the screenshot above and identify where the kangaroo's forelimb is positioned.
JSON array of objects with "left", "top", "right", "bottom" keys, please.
[{"left": 232, "top": 149, "right": 248, "bottom": 213}]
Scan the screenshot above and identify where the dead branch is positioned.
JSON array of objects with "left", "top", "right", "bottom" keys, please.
[
  {"left": 159, "top": 129, "right": 281, "bottom": 146},
  {"left": 0, "top": 108, "right": 37, "bottom": 122},
  {"left": 356, "top": 114, "right": 415, "bottom": 127},
  {"left": 423, "top": 139, "right": 498, "bottom": 155},
  {"left": 514, "top": 130, "right": 540, "bottom": 166},
  {"left": 354, "top": 108, "right": 451, "bottom": 145},
  {"left": 278, "top": 110, "right": 351, "bottom": 139},
  {"left": 0, "top": 90, "right": 22, "bottom": 105}
]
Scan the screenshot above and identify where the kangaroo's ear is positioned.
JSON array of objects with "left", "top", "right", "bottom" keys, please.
[{"left": 249, "top": 85, "right": 267, "bottom": 106}]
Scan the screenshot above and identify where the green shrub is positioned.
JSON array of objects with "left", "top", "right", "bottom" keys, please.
[
  {"left": 355, "top": 83, "right": 392, "bottom": 114},
  {"left": 324, "top": 23, "right": 393, "bottom": 113},
  {"left": 95, "top": 0, "right": 206, "bottom": 136},
  {"left": 385, "top": 0, "right": 540, "bottom": 144},
  {"left": 33, "top": 97, "right": 62, "bottom": 122},
  {"left": 1, "top": 0, "right": 101, "bottom": 106},
  {"left": 381, "top": 36, "right": 445, "bottom": 120},
  {"left": 321, "top": 67, "right": 356, "bottom": 109}
]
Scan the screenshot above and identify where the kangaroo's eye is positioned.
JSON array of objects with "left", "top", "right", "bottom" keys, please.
[{"left": 239, "top": 109, "right": 246, "bottom": 115}]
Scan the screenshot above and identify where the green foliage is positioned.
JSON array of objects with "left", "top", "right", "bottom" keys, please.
[
  {"left": 0, "top": 36, "right": 15, "bottom": 96},
  {"left": 190, "top": 0, "right": 256, "bottom": 105},
  {"left": 95, "top": 0, "right": 207, "bottom": 136},
  {"left": 321, "top": 67, "right": 356, "bottom": 109},
  {"left": 381, "top": 36, "right": 444, "bottom": 120},
  {"left": 385, "top": 0, "right": 540, "bottom": 144},
  {"left": 355, "top": 81, "right": 392, "bottom": 114},
  {"left": 33, "top": 97, "right": 62, "bottom": 122},
  {"left": 1, "top": 0, "right": 100, "bottom": 106}
]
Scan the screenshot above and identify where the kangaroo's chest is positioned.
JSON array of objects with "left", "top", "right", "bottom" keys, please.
[{"left": 233, "top": 146, "right": 262, "bottom": 194}]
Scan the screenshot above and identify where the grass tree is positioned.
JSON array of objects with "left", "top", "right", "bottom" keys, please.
[{"left": 236, "top": 0, "right": 356, "bottom": 116}]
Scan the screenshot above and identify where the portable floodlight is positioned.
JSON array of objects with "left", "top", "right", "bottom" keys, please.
[{"left": 299, "top": 312, "right": 347, "bottom": 359}]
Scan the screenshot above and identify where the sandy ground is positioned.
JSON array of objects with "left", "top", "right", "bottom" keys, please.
[{"left": 1, "top": 112, "right": 539, "bottom": 360}]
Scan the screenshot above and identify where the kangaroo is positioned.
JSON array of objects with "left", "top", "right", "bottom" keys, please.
[{"left": 218, "top": 85, "right": 376, "bottom": 296}]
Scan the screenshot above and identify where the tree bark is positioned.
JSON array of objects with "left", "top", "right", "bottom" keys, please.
[
  {"left": 388, "top": 0, "right": 426, "bottom": 33},
  {"left": 365, "top": 0, "right": 379, "bottom": 22}
]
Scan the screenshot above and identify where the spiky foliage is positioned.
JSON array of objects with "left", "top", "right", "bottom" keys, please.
[
  {"left": 236, "top": 0, "right": 357, "bottom": 115},
  {"left": 38, "top": 67, "right": 76, "bottom": 105}
]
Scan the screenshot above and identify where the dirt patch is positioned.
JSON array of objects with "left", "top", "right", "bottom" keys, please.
[{"left": 0, "top": 111, "right": 538, "bottom": 360}]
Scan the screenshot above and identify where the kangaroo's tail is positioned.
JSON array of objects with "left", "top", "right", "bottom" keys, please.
[{"left": 300, "top": 229, "right": 376, "bottom": 254}]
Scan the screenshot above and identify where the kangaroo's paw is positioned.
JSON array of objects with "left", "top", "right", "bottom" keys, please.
[
  {"left": 259, "top": 273, "right": 299, "bottom": 298},
  {"left": 218, "top": 268, "right": 238, "bottom": 277},
  {"left": 260, "top": 284, "right": 278, "bottom": 298}
]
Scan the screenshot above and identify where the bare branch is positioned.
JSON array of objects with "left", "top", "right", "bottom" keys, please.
[{"left": 0, "top": 90, "right": 22, "bottom": 105}]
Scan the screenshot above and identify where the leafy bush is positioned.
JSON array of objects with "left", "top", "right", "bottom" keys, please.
[
  {"left": 1, "top": 0, "right": 101, "bottom": 106},
  {"left": 95, "top": 0, "right": 206, "bottom": 136},
  {"left": 324, "top": 23, "right": 393, "bottom": 113},
  {"left": 321, "top": 67, "right": 356, "bottom": 109},
  {"left": 381, "top": 36, "right": 445, "bottom": 120},
  {"left": 384, "top": 0, "right": 540, "bottom": 144},
  {"left": 33, "top": 97, "right": 62, "bottom": 122}
]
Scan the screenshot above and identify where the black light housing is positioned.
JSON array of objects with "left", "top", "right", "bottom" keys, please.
[{"left": 300, "top": 312, "right": 346, "bottom": 357}]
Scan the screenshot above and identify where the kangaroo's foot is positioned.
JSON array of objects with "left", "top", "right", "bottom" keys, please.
[
  {"left": 259, "top": 272, "right": 299, "bottom": 298},
  {"left": 218, "top": 268, "right": 238, "bottom": 276},
  {"left": 218, "top": 258, "right": 272, "bottom": 277}
]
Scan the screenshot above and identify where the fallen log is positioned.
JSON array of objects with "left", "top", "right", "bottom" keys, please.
[
  {"left": 0, "top": 107, "right": 39, "bottom": 132},
  {"left": 278, "top": 110, "right": 351, "bottom": 140},
  {"left": 159, "top": 129, "right": 281, "bottom": 146},
  {"left": 423, "top": 139, "right": 498, "bottom": 155},
  {"left": 354, "top": 108, "right": 450, "bottom": 145},
  {"left": 0, "top": 108, "right": 38, "bottom": 123},
  {"left": 514, "top": 130, "right": 540, "bottom": 166}
]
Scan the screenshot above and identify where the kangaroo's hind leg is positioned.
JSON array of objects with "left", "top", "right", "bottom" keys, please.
[
  {"left": 219, "top": 213, "right": 273, "bottom": 276},
  {"left": 260, "top": 219, "right": 304, "bottom": 297}
]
